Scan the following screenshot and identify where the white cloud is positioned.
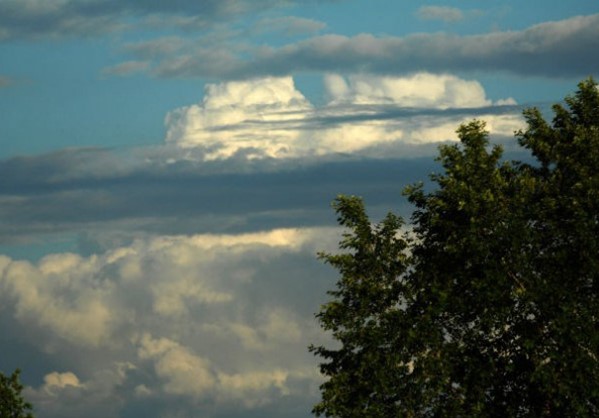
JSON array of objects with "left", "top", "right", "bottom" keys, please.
[
  {"left": 216, "top": 369, "right": 290, "bottom": 407},
  {"left": 0, "top": 253, "right": 114, "bottom": 347},
  {"left": 137, "top": 334, "right": 216, "bottom": 398},
  {"left": 42, "top": 371, "right": 82, "bottom": 393},
  {"left": 136, "top": 333, "right": 293, "bottom": 406},
  {"left": 165, "top": 73, "right": 522, "bottom": 160},
  {"left": 23, "top": 366, "right": 133, "bottom": 418},
  {"left": 165, "top": 76, "right": 313, "bottom": 159},
  {"left": 1, "top": 227, "right": 339, "bottom": 416},
  {"left": 323, "top": 73, "right": 491, "bottom": 108}
]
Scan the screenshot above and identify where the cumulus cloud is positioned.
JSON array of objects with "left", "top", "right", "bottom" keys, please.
[
  {"left": 0, "top": 253, "right": 114, "bottom": 347},
  {"left": 165, "top": 73, "right": 522, "bottom": 159},
  {"left": 323, "top": 73, "right": 493, "bottom": 108},
  {"left": 165, "top": 76, "right": 313, "bottom": 159},
  {"left": 23, "top": 365, "right": 134, "bottom": 418},
  {"left": 0, "top": 73, "right": 525, "bottom": 251},
  {"left": 2, "top": 227, "right": 338, "bottom": 417},
  {"left": 137, "top": 334, "right": 216, "bottom": 398},
  {"left": 137, "top": 333, "right": 294, "bottom": 407}
]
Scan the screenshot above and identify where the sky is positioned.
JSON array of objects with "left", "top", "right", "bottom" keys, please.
[{"left": 0, "top": 1, "right": 598, "bottom": 417}]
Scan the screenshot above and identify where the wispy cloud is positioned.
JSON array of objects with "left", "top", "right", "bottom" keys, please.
[
  {"left": 253, "top": 16, "right": 327, "bottom": 37},
  {"left": 416, "top": 6, "right": 465, "bottom": 22},
  {"left": 101, "top": 60, "right": 149, "bottom": 77}
]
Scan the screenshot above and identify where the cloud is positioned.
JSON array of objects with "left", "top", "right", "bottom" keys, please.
[
  {"left": 1, "top": 227, "right": 339, "bottom": 417},
  {"left": 0, "top": 148, "right": 437, "bottom": 249},
  {"left": 254, "top": 16, "right": 327, "bottom": 37},
  {"left": 0, "top": 0, "right": 126, "bottom": 41},
  {"left": 23, "top": 366, "right": 133, "bottom": 418},
  {"left": 43, "top": 371, "right": 82, "bottom": 390},
  {"left": 323, "top": 73, "right": 493, "bottom": 108},
  {"left": 416, "top": 6, "right": 464, "bottom": 22},
  {"left": 0, "top": 73, "right": 523, "bottom": 246},
  {"left": 164, "top": 76, "right": 314, "bottom": 159},
  {"left": 137, "top": 334, "right": 216, "bottom": 398},
  {"left": 101, "top": 60, "right": 149, "bottom": 77},
  {"left": 148, "top": 14, "right": 599, "bottom": 79},
  {"left": 165, "top": 74, "right": 522, "bottom": 159},
  {"left": 0, "top": 254, "right": 114, "bottom": 347},
  {"left": 0, "top": 0, "right": 309, "bottom": 40},
  {"left": 137, "top": 333, "right": 294, "bottom": 408}
]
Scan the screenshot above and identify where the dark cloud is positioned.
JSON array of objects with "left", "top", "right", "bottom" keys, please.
[
  {"left": 0, "top": 147, "right": 433, "bottom": 246},
  {"left": 0, "top": 0, "right": 308, "bottom": 40},
  {"left": 0, "top": 96, "right": 529, "bottom": 247},
  {"left": 149, "top": 14, "right": 599, "bottom": 79}
]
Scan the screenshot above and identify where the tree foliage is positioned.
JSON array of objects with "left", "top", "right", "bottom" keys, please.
[
  {"left": 312, "top": 78, "right": 599, "bottom": 417},
  {"left": 0, "top": 369, "right": 34, "bottom": 418}
]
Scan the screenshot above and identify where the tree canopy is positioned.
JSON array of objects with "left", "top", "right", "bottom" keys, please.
[
  {"left": 0, "top": 369, "right": 34, "bottom": 418},
  {"left": 311, "top": 78, "right": 599, "bottom": 417}
]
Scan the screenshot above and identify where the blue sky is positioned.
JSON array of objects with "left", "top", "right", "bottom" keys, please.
[{"left": 0, "top": 1, "right": 598, "bottom": 417}]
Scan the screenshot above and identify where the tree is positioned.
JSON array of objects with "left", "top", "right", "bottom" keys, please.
[
  {"left": 312, "top": 78, "right": 599, "bottom": 417},
  {"left": 0, "top": 369, "right": 34, "bottom": 418}
]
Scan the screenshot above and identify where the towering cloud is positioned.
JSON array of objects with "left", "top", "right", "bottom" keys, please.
[
  {"left": 165, "top": 73, "right": 521, "bottom": 159},
  {"left": 165, "top": 76, "right": 313, "bottom": 159}
]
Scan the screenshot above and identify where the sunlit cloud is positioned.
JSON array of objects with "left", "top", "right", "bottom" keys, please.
[
  {"left": 3, "top": 227, "right": 338, "bottom": 417},
  {"left": 165, "top": 73, "right": 522, "bottom": 160}
]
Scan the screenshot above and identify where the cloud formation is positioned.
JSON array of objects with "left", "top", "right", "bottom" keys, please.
[
  {"left": 416, "top": 6, "right": 464, "bottom": 22},
  {"left": 0, "top": 0, "right": 301, "bottom": 40},
  {"left": 1, "top": 228, "right": 337, "bottom": 417},
  {"left": 0, "top": 73, "right": 524, "bottom": 247},
  {"left": 101, "top": 60, "right": 150, "bottom": 77},
  {"left": 254, "top": 16, "right": 327, "bottom": 37},
  {"left": 165, "top": 73, "right": 521, "bottom": 159},
  {"left": 142, "top": 14, "right": 599, "bottom": 79},
  {"left": 165, "top": 76, "right": 314, "bottom": 159}
]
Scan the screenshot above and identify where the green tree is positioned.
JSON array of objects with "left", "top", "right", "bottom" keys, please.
[
  {"left": 0, "top": 369, "right": 34, "bottom": 418},
  {"left": 312, "top": 78, "right": 599, "bottom": 417}
]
